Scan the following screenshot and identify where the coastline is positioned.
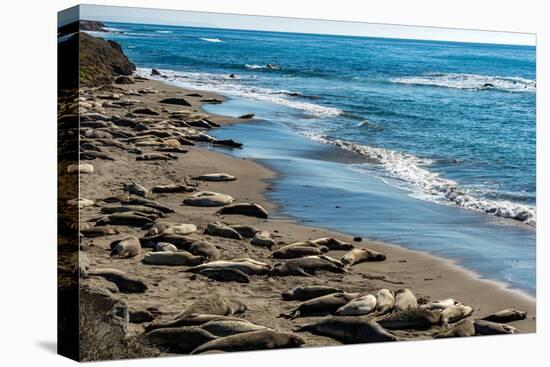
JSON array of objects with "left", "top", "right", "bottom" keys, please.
[{"left": 83, "top": 76, "right": 534, "bottom": 335}]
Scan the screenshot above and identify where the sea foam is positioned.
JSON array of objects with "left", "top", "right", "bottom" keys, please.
[{"left": 200, "top": 37, "right": 223, "bottom": 42}]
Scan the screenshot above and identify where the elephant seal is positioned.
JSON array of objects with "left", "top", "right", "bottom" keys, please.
[
  {"left": 80, "top": 151, "right": 115, "bottom": 161},
  {"left": 200, "top": 319, "right": 268, "bottom": 337},
  {"left": 141, "top": 234, "right": 220, "bottom": 260},
  {"left": 87, "top": 268, "right": 147, "bottom": 293},
  {"left": 67, "top": 198, "right": 95, "bottom": 208},
  {"left": 434, "top": 319, "right": 475, "bottom": 338},
  {"left": 375, "top": 289, "right": 395, "bottom": 315},
  {"left": 421, "top": 298, "right": 458, "bottom": 311},
  {"left": 206, "top": 222, "right": 242, "bottom": 240},
  {"left": 191, "top": 330, "right": 304, "bottom": 354},
  {"left": 440, "top": 304, "right": 474, "bottom": 326},
  {"left": 125, "top": 198, "right": 175, "bottom": 213},
  {"left": 123, "top": 182, "right": 148, "bottom": 197},
  {"left": 67, "top": 163, "right": 94, "bottom": 174},
  {"left": 377, "top": 308, "right": 441, "bottom": 330},
  {"left": 251, "top": 231, "right": 275, "bottom": 249},
  {"left": 151, "top": 184, "right": 194, "bottom": 193},
  {"left": 229, "top": 224, "right": 259, "bottom": 238},
  {"left": 143, "top": 251, "right": 205, "bottom": 266},
  {"left": 296, "top": 317, "right": 397, "bottom": 343},
  {"left": 481, "top": 309, "right": 527, "bottom": 323},
  {"left": 146, "top": 222, "right": 197, "bottom": 236},
  {"left": 176, "top": 295, "right": 247, "bottom": 319},
  {"left": 393, "top": 288, "right": 418, "bottom": 311},
  {"left": 192, "top": 173, "right": 236, "bottom": 182},
  {"left": 335, "top": 294, "right": 378, "bottom": 316},
  {"left": 184, "top": 191, "right": 234, "bottom": 207},
  {"left": 80, "top": 226, "right": 118, "bottom": 237},
  {"left": 216, "top": 203, "right": 269, "bottom": 218},
  {"left": 306, "top": 255, "right": 345, "bottom": 268},
  {"left": 281, "top": 292, "right": 362, "bottom": 319},
  {"left": 188, "top": 258, "right": 271, "bottom": 276},
  {"left": 341, "top": 248, "right": 386, "bottom": 266},
  {"left": 145, "top": 314, "right": 246, "bottom": 332},
  {"left": 268, "top": 257, "right": 347, "bottom": 277},
  {"left": 473, "top": 319, "right": 517, "bottom": 335},
  {"left": 273, "top": 244, "right": 328, "bottom": 259},
  {"left": 146, "top": 326, "right": 218, "bottom": 353},
  {"left": 109, "top": 236, "right": 141, "bottom": 258},
  {"left": 96, "top": 213, "right": 156, "bottom": 227},
  {"left": 136, "top": 152, "right": 177, "bottom": 161},
  {"left": 311, "top": 237, "right": 353, "bottom": 251},
  {"left": 282, "top": 286, "right": 343, "bottom": 301},
  {"left": 197, "top": 268, "right": 251, "bottom": 283},
  {"left": 155, "top": 242, "right": 178, "bottom": 252},
  {"left": 101, "top": 205, "right": 166, "bottom": 217}
]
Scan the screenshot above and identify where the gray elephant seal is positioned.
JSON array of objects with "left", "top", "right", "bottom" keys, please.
[
  {"left": 143, "top": 251, "right": 205, "bottom": 266},
  {"left": 229, "top": 224, "right": 259, "bottom": 238},
  {"left": 268, "top": 257, "right": 347, "bottom": 277},
  {"left": 155, "top": 242, "right": 178, "bottom": 252},
  {"left": 96, "top": 213, "right": 156, "bottom": 227},
  {"left": 434, "top": 319, "right": 475, "bottom": 338},
  {"left": 192, "top": 173, "right": 236, "bottom": 182},
  {"left": 205, "top": 222, "right": 242, "bottom": 240},
  {"left": 216, "top": 203, "right": 269, "bottom": 218},
  {"left": 311, "top": 237, "right": 353, "bottom": 251},
  {"left": 377, "top": 308, "right": 441, "bottom": 330},
  {"left": 393, "top": 288, "right": 418, "bottom": 311},
  {"left": 335, "top": 294, "right": 378, "bottom": 316},
  {"left": 341, "top": 248, "right": 386, "bottom": 266},
  {"left": 146, "top": 326, "right": 218, "bottom": 354},
  {"left": 101, "top": 205, "right": 166, "bottom": 218},
  {"left": 87, "top": 268, "right": 147, "bottom": 293},
  {"left": 136, "top": 152, "right": 177, "bottom": 161},
  {"left": 273, "top": 244, "right": 328, "bottom": 259},
  {"left": 80, "top": 226, "right": 118, "bottom": 237},
  {"left": 296, "top": 317, "right": 397, "bottom": 343},
  {"left": 145, "top": 314, "right": 246, "bottom": 332},
  {"left": 187, "top": 258, "right": 271, "bottom": 276},
  {"left": 281, "top": 292, "right": 362, "bottom": 319},
  {"left": 123, "top": 182, "right": 148, "bottom": 197},
  {"left": 481, "top": 309, "right": 527, "bottom": 323},
  {"left": 251, "top": 231, "right": 275, "bottom": 249},
  {"left": 282, "top": 286, "right": 342, "bottom": 301},
  {"left": 200, "top": 319, "right": 268, "bottom": 337},
  {"left": 191, "top": 330, "right": 304, "bottom": 354},
  {"left": 473, "top": 319, "right": 517, "bottom": 335},
  {"left": 440, "top": 304, "right": 474, "bottom": 326},
  {"left": 110, "top": 236, "right": 141, "bottom": 258},
  {"left": 142, "top": 234, "right": 220, "bottom": 260},
  {"left": 176, "top": 295, "right": 248, "bottom": 319},
  {"left": 375, "top": 289, "right": 395, "bottom": 315},
  {"left": 196, "top": 268, "right": 251, "bottom": 283}
]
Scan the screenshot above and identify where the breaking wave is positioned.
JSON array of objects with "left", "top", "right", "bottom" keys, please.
[{"left": 200, "top": 37, "right": 223, "bottom": 42}]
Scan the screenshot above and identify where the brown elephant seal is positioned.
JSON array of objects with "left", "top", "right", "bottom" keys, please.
[
  {"left": 187, "top": 258, "right": 271, "bottom": 276},
  {"left": 192, "top": 173, "right": 236, "bottom": 182},
  {"left": 434, "top": 319, "right": 475, "bottom": 338},
  {"left": 341, "top": 248, "right": 386, "bottom": 266},
  {"left": 151, "top": 184, "right": 194, "bottom": 193},
  {"left": 196, "top": 268, "right": 251, "bottom": 283},
  {"left": 335, "top": 294, "right": 378, "bottom": 316},
  {"left": 109, "top": 236, "right": 141, "bottom": 258},
  {"left": 296, "top": 317, "right": 397, "bottom": 343},
  {"left": 125, "top": 197, "right": 175, "bottom": 213},
  {"left": 282, "top": 286, "right": 343, "bottom": 301},
  {"left": 311, "top": 237, "right": 353, "bottom": 251},
  {"left": 176, "top": 295, "right": 247, "bottom": 319},
  {"left": 393, "top": 288, "right": 418, "bottom": 311},
  {"left": 481, "top": 309, "right": 527, "bottom": 323},
  {"left": 136, "top": 152, "right": 178, "bottom": 161},
  {"left": 80, "top": 226, "right": 118, "bottom": 237},
  {"left": 474, "top": 319, "right": 517, "bottom": 335},
  {"left": 191, "top": 330, "right": 304, "bottom": 354},
  {"left": 145, "top": 314, "right": 246, "bottom": 332},
  {"left": 200, "top": 319, "right": 268, "bottom": 337},
  {"left": 377, "top": 308, "right": 441, "bottom": 330},
  {"left": 273, "top": 243, "right": 329, "bottom": 259},
  {"left": 123, "top": 182, "right": 148, "bottom": 197},
  {"left": 87, "top": 268, "right": 147, "bottom": 293},
  {"left": 96, "top": 213, "right": 156, "bottom": 227},
  {"left": 229, "top": 224, "right": 260, "bottom": 238},
  {"left": 268, "top": 256, "right": 347, "bottom": 277},
  {"left": 206, "top": 222, "right": 242, "bottom": 240},
  {"left": 440, "top": 304, "right": 474, "bottom": 326},
  {"left": 146, "top": 326, "right": 218, "bottom": 353},
  {"left": 375, "top": 289, "right": 395, "bottom": 315},
  {"left": 101, "top": 205, "right": 166, "bottom": 217},
  {"left": 143, "top": 251, "right": 205, "bottom": 266},
  {"left": 281, "top": 292, "right": 362, "bottom": 319},
  {"left": 184, "top": 191, "right": 234, "bottom": 207},
  {"left": 251, "top": 231, "right": 275, "bottom": 249},
  {"left": 216, "top": 203, "right": 269, "bottom": 218}
]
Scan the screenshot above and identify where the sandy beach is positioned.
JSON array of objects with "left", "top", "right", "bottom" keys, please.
[{"left": 69, "top": 74, "right": 535, "bottom": 357}]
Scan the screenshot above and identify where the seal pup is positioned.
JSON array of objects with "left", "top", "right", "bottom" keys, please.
[
  {"left": 341, "top": 248, "right": 386, "bottom": 266},
  {"left": 196, "top": 268, "right": 251, "bottom": 283},
  {"left": 87, "top": 268, "right": 147, "bottom": 293},
  {"left": 393, "top": 288, "right": 418, "bottom": 311},
  {"left": 433, "top": 319, "right": 475, "bottom": 338},
  {"left": 296, "top": 317, "right": 397, "bottom": 343},
  {"left": 145, "top": 326, "right": 218, "bottom": 354},
  {"left": 281, "top": 292, "right": 362, "bottom": 319},
  {"left": 123, "top": 182, "right": 148, "bottom": 197},
  {"left": 187, "top": 258, "right": 271, "bottom": 276},
  {"left": 268, "top": 256, "right": 347, "bottom": 277},
  {"left": 205, "top": 222, "right": 242, "bottom": 240},
  {"left": 473, "top": 319, "right": 517, "bottom": 335},
  {"left": 335, "top": 294, "right": 378, "bottom": 316},
  {"left": 142, "top": 251, "right": 205, "bottom": 266},
  {"left": 109, "top": 236, "right": 141, "bottom": 258},
  {"left": 377, "top": 308, "right": 441, "bottom": 330},
  {"left": 216, "top": 203, "right": 269, "bottom": 218},
  {"left": 375, "top": 289, "right": 395, "bottom": 315},
  {"left": 190, "top": 330, "right": 304, "bottom": 354},
  {"left": 282, "top": 286, "right": 343, "bottom": 301},
  {"left": 481, "top": 309, "right": 527, "bottom": 323}
]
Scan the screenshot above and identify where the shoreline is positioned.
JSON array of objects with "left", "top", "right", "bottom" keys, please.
[
  {"left": 142, "top": 78, "right": 537, "bottom": 315},
  {"left": 78, "top": 74, "right": 535, "bottom": 356}
]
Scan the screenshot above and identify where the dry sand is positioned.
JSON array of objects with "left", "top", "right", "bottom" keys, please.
[{"left": 76, "top": 78, "right": 535, "bottom": 352}]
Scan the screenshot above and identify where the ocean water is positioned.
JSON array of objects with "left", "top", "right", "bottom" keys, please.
[{"left": 93, "top": 22, "right": 536, "bottom": 295}]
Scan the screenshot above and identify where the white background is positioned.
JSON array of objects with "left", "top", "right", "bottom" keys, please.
[{"left": 0, "top": 0, "right": 546, "bottom": 365}]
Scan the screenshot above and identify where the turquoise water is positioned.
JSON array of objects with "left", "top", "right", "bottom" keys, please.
[{"left": 93, "top": 22, "right": 536, "bottom": 295}]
